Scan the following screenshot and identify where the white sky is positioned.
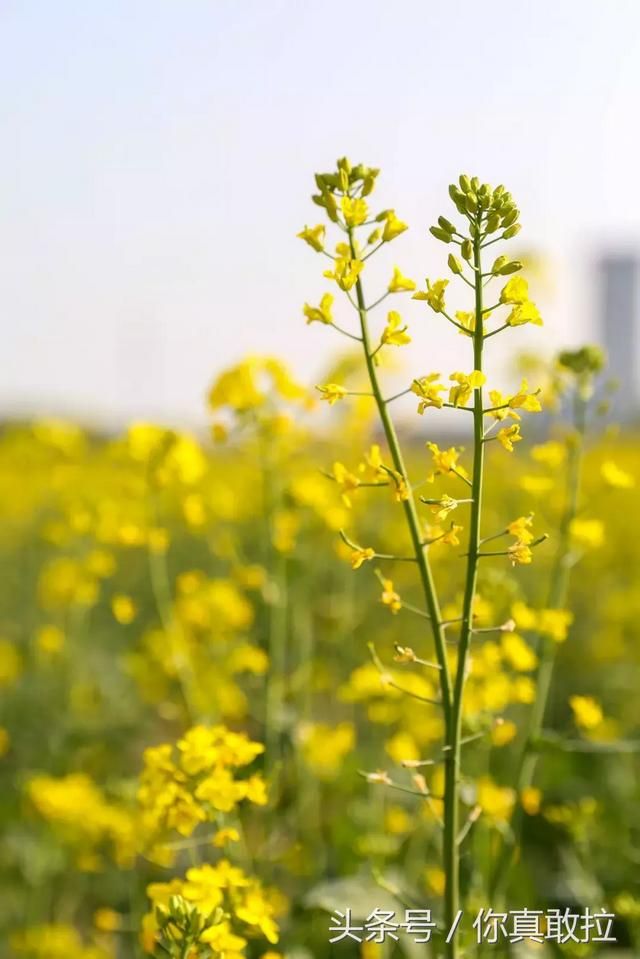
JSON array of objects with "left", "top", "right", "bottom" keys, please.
[{"left": 1, "top": 0, "right": 640, "bottom": 425}]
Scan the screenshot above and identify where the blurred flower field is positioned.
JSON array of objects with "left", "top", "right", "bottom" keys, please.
[{"left": 2, "top": 163, "right": 640, "bottom": 958}]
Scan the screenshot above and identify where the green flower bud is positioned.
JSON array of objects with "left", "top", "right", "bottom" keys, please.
[
  {"left": 485, "top": 212, "right": 501, "bottom": 233},
  {"left": 502, "top": 223, "right": 521, "bottom": 239},
  {"left": 493, "top": 184, "right": 505, "bottom": 198},
  {"left": 461, "top": 239, "right": 473, "bottom": 260},
  {"left": 438, "top": 215, "right": 456, "bottom": 234},
  {"left": 339, "top": 168, "right": 349, "bottom": 193},
  {"left": 470, "top": 176, "right": 480, "bottom": 192},
  {"left": 375, "top": 209, "right": 392, "bottom": 222},
  {"left": 469, "top": 221, "right": 479, "bottom": 239},
  {"left": 497, "top": 260, "right": 523, "bottom": 275},
  {"left": 361, "top": 175, "right": 376, "bottom": 196},
  {"left": 502, "top": 208, "right": 519, "bottom": 228},
  {"left": 465, "top": 193, "right": 478, "bottom": 214},
  {"left": 337, "top": 156, "right": 352, "bottom": 175},
  {"left": 430, "top": 226, "right": 452, "bottom": 243},
  {"left": 491, "top": 255, "right": 508, "bottom": 273},
  {"left": 448, "top": 253, "right": 463, "bottom": 275},
  {"left": 325, "top": 192, "right": 338, "bottom": 222},
  {"left": 558, "top": 345, "right": 606, "bottom": 375},
  {"left": 459, "top": 174, "right": 471, "bottom": 193},
  {"left": 479, "top": 183, "right": 491, "bottom": 197}
]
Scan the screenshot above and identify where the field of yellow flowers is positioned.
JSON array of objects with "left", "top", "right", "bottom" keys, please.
[{"left": 2, "top": 164, "right": 640, "bottom": 959}]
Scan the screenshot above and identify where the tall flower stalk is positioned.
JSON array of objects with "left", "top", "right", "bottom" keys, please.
[{"left": 300, "top": 160, "right": 545, "bottom": 956}]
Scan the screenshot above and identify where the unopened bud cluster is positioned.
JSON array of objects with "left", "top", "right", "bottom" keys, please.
[
  {"left": 429, "top": 174, "right": 522, "bottom": 250},
  {"left": 155, "top": 895, "right": 225, "bottom": 957}
]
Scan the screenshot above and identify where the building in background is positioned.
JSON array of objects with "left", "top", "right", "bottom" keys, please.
[{"left": 599, "top": 254, "right": 640, "bottom": 409}]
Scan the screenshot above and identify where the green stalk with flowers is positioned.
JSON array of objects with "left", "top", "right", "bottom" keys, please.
[{"left": 299, "top": 159, "right": 546, "bottom": 956}]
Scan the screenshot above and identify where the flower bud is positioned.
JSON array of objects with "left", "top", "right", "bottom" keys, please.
[
  {"left": 339, "top": 168, "right": 349, "bottom": 193},
  {"left": 459, "top": 174, "right": 471, "bottom": 193},
  {"left": 438, "top": 216, "right": 456, "bottom": 234},
  {"left": 430, "top": 226, "right": 452, "bottom": 243},
  {"left": 485, "top": 212, "right": 501, "bottom": 233},
  {"left": 502, "top": 208, "right": 519, "bottom": 228},
  {"left": 493, "top": 184, "right": 505, "bottom": 199},
  {"left": 465, "top": 193, "right": 478, "bottom": 214},
  {"left": 497, "top": 260, "right": 523, "bottom": 275},
  {"left": 461, "top": 239, "right": 473, "bottom": 260},
  {"left": 361, "top": 175, "right": 376, "bottom": 196},
  {"left": 337, "top": 156, "right": 352, "bottom": 175},
  {"left": 491, "top": 255, "right": 508, "bottom": 273},
  {"left": 502, "top": 223, "right": 521, "bottom": 239},
  {"left": 448, "top": 253, "right": 463, "bottom": 275},
  {"left": 470, "top": 176, "right": 480, "bottom": 191}
]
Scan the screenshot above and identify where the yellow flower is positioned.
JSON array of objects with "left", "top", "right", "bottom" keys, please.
[
  {"left": 385, "top": 730, "right": 419, "bottom": 764},
  {"left": 381, "top": 578, "right": 402, "bottom": 614},
  {"left": 385, "top": 805, "right": 413, "bottom": 834},
  {"left": 94, "top": 908, "right": 122, "bottom": 932},
  {"left": 538, "top": 608, "right": 573, "bottom": 643},
  {"left": 506, "top": 300, "right": 543, "bottom": 327},
  {"left": 340, "top": 196, "right": 368, "bottom": 227},
  {"left": 297, "top": 224, "right": 325, "bottom": 252},
  {"left": 213, "top": 827, "right": 241, "bottom": 847},
  {"left": 36, "top": 625, "right": 65, "bottom": 656},
  {"left": 570, "top": 695, "right": 603, "bottom": 731},
  {"left": 501, "top": 633, "right": 537, "bottom": 671},
  {"left": 324, "top": 257, "right": 364, "bottom": 291},
  {"left": 508, "top": 541, "right": 532, "bottom": 565},
  {"left": 430, "top": 494, "right": 458, "bottom": 521},
  {"left": 569, "top": 518, "right": 605, "bottom": 549},
  {"left": 358, "top": 443, "right": 387, "bottom": 482},
  {"left": 531, "top": 441, "right": 567, "bottom": 468},
  {"left": 448, "top": 370, "right": 486, "bottom": 408},
  {"left": 476, "top": 776, "right": 516, "bottom": 823},
  {"left": 111, "top": 594, "right": 137, "bottom": 625},
  {"left": 303, "top": 292, "right": 334, "bottom": 325},
  {"left": 506, "top": 514, "right": 534, "bottom": 544},
  {"left": 380, "top": 311, "right": 411, "bottom": 347},
  {"left": 235, "top": 886, "right": 279, "bottom": 943},
  {"left": 332, "top": 461, "right": 360, "bottom": 507},
  {"left": 441, "top": 523, "right": 463, "bottom": 546},
  {"left": 426, "top": 441, "right": 465, "bottom": 477},
  {"left": 0, "top": 639, "right": 22, "bottom": 687},
  {"left": 300, "top": 721, "right": 355, "bottom": 780},
  {"left": 424, "top": 867, "right": 446, "bottom": 897},
  {"left": 388, "top": 266, "right": 416, "bottom": 293},
  {"left": 497, "top": 424, "right": 522, "bottom": 452},
  {"left": 411, "top": 374, "right": 446, "bottom": 413},
  {"left": 499, "top": 277, "right": 529, "bottom": 305},
  {"left": 455, "top": 310, "right": 482, "bottom": 337},
  {"left": 491, "top": 719, "right": 517, "bottom": 747},
  {"left": 413, "top": 278, "right": 448, "bottom": 312},
  {"left": 317, "top": 383, "right": 348, "bottom": 405},
  {"left": 521, "top": 786, "right": 542, "bottom": 815},
  {"left": 350, "top": 546, "right": 375, "bottom": 569},
  {"left": 601, "top": 460, "right": 634, "bottom": 489},
  {"left": 381, "top": 210, "right": 408, "bottom": 242}
]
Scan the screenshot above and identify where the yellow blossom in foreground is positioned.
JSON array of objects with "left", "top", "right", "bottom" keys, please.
[
  {"left": 521, "top": 786, "right": 542, "bottom": 816},
  {"left": 506, "top": 300, "right": 543, "bottom": 327},
  {"left": 570, "top": 695, "right": 603, "bottom": 731},
  {"left": 601, "top": 459, "right": 634, "bottom": 489},
  {"left": 507, "top": 514, "right": 535, "bottom": 544},
  {"left": 380, "top": 311, "right": 411, "bottom": 347},
  {"left": 455, "top": 310, "right": 484, "bottom": 337},
  {"left": 411, "top": 374, "right": 446, "bottom": 413},
  {"left": 317, "top": 383, "right": 348, "bottom": 405},
  {"left": 380, "top": 578, "right": 402, "bottom": 614},
  {"left": 297, "top": 223, "right": 325, "bottom": 252},
  {"left": 331, "top": 461, "right": 360, "bottom": 507},
  {"left": 497, "top": 424, "right": 522, "bottom": 452},
  {"left": 426, "top": 441, "right": 465, "bottom": 477},
  {"left": 324, "top": 257, "right": 364, "bottom": 291},
  {"left": 340, "top": 195, "right": 368, "bottom": 227},
  {"left": 381, "top": 210, "right": 408, "bottom": 242},
  {"left": 441, "top": 523, "right": 463, "bottom": 546},
  {"left": 350, "top": 546, "right": 375, "bottom": 569},
  {"left": 430, "top": 494, "right": 459, "bottom": 521},
  {"left": 303, "top": 292, "right": 334, "bottom": 325},
  {"left": 388, "top": 266, "right": 416, "bottom": 293},
  {"left": 413, "top": 278, "right": 448, "bottom": 312},
  {"left": 448, "top": 370, "right": 486, "bottom": 408},
  {"left": 508, "top": 541, "right": 532, "bottom": 566},
  {"left": 499, "top": 276, "right": 529, "bottom": 305},
  {"left": 569, "top": 517, "right": 605, "bottom": 550}
]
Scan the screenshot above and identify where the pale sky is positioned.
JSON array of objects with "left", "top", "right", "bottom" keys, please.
[{"left": 1, "top": 0, "right": 640, "bottom": 425}]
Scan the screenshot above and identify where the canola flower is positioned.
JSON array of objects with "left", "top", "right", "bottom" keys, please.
[{"left": 298, "top": 160, "right": 548, "bottom": 956}]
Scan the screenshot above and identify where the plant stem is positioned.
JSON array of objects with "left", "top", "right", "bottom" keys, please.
[
  {"left": 442, "top": 226, "right": 486, "bottom": 957},
  {"left": 346, "top": 221, "right": 454, "bottom": 797},
  {"left": 489, "top": 390, "right": 587, "bottom": 903}
]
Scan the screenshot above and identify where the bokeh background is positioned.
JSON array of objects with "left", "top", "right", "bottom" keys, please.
[{"left": 2, "top": 0, "right": 640, "bottom": 424}]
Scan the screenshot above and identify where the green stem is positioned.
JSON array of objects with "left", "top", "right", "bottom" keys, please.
[
  {"left": 346, "top": 225, "right": 453, "bottom": 724},
  {"left": 443, "top": 227, "right": 486, "bottom": 957},
  {"left": 489, "top": 391, "right": 587, "bottom": 903}
]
